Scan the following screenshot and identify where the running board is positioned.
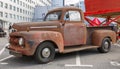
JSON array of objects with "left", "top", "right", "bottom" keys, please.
[{"left": 63, "top": 45, "right": 99, "bottom": 53}]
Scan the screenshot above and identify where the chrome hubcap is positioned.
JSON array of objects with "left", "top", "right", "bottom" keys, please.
[
  {"left": 42, "top": 48, "right": 51, "bottom": 58},
  {"left": 104, "top": 41, "right": 109, "bottom": 49}
]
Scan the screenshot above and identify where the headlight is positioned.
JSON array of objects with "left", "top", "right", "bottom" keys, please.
[
  {"left": 19, "top": 38, "right": 24, "bottom": 46},
  {"left": 9, "top": 28, "right": 17, "bottom": 33}
]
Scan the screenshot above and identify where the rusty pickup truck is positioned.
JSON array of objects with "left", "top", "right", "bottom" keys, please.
[{"left": 6, "top": 7, "right": 117, "bottom": 63}]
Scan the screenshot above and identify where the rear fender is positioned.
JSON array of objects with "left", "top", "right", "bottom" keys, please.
[{"left": 92, "top": 30, "right": 116, "bottom": 46}]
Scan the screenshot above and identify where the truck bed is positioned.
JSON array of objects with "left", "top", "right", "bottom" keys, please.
[{"left": 86, "top": 26, "right": 116, "bottom": 45}]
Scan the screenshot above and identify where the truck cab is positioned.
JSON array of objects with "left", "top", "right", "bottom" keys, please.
[
  {"left": 44, "top": 7, "right": 87, "bottom": 46},
  {"left": 7, "top": 7, "right": 116, "bottom": 64}
]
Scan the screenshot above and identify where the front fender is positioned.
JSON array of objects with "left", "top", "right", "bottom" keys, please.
[
  {"left": 20, "top": 31, "right": 64, "bottom": 55},
  {"left": 92, "top": 30, "right": 116, "bottom": 46}
]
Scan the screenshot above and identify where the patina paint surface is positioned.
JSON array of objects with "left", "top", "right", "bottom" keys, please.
[
  {"left": 8, "top": 7, "right": 117, "bottom": 56},
  {"left": 92, "top": 30, "right": 116, "bottom": 46},
  {"left": 63, "top": 22, "right": 87, "bottom": 46},
  {"left": 9, "top": 31, "right": 64, "bottom": 55}
]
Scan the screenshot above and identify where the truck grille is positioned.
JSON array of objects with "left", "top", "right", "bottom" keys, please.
[{"left": 10, "top": 36, "right": 20, "bottom": 45}]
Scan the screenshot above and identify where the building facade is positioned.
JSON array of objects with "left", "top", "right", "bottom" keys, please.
[
  {"left": 33, "top": 0, "right": 64, "bottom": 22},
  {"left": 32, "top": 0, "right": 86, "bottom": 22},
  {"left": 51, "top": 0, "right": 64, "bottom": 9},
  {"left": 0, "top": 0, "right": 50, "bottom": 31},
  {"left": 79, "top": 1, "right": 85, "bottom": 12},
  {"left": 32, "top": 6, "right": 52, "bottom": 22}
]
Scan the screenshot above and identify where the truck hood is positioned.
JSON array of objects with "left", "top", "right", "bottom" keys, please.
[{"left": 12, "top": 21, "right": 61, "bottom": 31}]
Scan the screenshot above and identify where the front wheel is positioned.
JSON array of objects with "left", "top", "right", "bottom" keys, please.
[
  {"left": 98, "top": 38, "right": 111, "bottom": 53},
  {"left": 34, "top": 42, "right": 55, "bottom": 64}
]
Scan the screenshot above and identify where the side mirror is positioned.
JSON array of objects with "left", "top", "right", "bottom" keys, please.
[{"left": 64, "top": 14, "right": 70, "bottom": 21}]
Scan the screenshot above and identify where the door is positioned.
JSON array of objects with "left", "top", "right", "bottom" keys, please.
[{"left": 63, "top": 10, "right": 87, "bottom": 46}]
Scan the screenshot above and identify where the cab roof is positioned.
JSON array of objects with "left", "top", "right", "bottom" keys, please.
[{"left": 48, "top": 7, "right": 82, "bottom": 13}]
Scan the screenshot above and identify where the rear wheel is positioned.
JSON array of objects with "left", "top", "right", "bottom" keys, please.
[
  {"left": 98, "top": 38, "right": 111, "bottom": 53},
  {"left": 34, "top": 42, "right": 55, "bottom": 64}
]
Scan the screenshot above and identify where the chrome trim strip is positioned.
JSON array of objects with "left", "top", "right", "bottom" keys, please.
[{"left": 30, "top": 26, "right": 58, "bottom": 29}]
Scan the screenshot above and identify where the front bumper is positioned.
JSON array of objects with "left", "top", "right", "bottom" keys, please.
[
  {"left": 6, "top": 45, "right": 32, "bottom": 56},
  {"left": 6, "top": 46, "right": 22, "bottom": 57}
]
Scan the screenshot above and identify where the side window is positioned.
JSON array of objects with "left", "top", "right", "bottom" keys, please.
[
  {"left": 64, "top": 11, "right": 81, "bottom": 21},
  {"left": 45, "top": 11, "right": 62, "bottom": 21}
]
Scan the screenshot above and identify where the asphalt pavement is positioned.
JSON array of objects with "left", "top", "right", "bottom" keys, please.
[{"left": 0, "top": 37, "right": 120, "bottom": 69}]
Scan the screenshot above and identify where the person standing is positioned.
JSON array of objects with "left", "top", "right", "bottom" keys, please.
[{"left": 8, "top": 23, "right": 12, "bottom": 34}]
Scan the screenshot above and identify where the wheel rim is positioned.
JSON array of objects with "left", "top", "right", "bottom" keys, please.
[
  {"left": 104, "top": 41, "right": 109, "bottom": 50},
  {"left": 42, "top": 48, "right": 51, "bottom": 58}
]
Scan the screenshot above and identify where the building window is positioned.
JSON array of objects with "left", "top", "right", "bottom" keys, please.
[
  {"left": 17, "top": 7, "right": 19, "bottom": 12},
  {"left": 9, "top": 13, "right": 12, "bottom": 18},
  {"left": 33, "top": 2, "right": 35, "bottom": 4},
  {"left": 20, "top": 1, "right": 22, "bottom": 6},
  {"left": 9, "top": 5, "right": 12, "bottom": 10},
  {"left": 29, "top": 18, "right": 31, "bottom": 21},
  {"left": 26, "top": 17, "right": 27, "bottom": 21},
  {"left": 23, "top": 2, "right": 25, "bottom": 7},
  {"left": 0, "top": 1, "right": 3, "bottom": 8},
  {"left": 17, "top": 15, "right": 19, "bottom": 20},
  {"left": 14, "top": 14, "right": 16, "bottom": 19},
  {"left": 29, "top": 18, "right": 30, "bottom": 21},
  {"left": 26, "top": 11, "right": 28, "bottom": 15},
  {"left": 26, "top": 4, "right": 27, "bottom": 8},
  {"left": 30, "top": 12, "right": 32, "bottom": 15},
  {"left": 23, "top": 10, "right": 25, "bottom": 14},
  {"left": 28, "top": 18, "right": 30, "bottom": 21},
  {"left": 32, "top": 1, "right": 33, "bottom": 4},
  {"left": 25, "top": 10, "right": 27, "bottom": 14},
  {"left": 5, "top": 13, "right": 8, "bottom": 18},
  {"left": 32, "top": 13, "right": 35, "bottom": 15},
  {"left": 20, "top": 9, "right": 22, "bottom": 13},
  {"left": 30, "top": 0, "right": 31, "bottom": 3},
  {"left": 31, "top": 6, "right": 33, "bottom": 10},
  {"left": 28, "top": 11, "right": 29, "bottom": 15},
  {"left": 0, "top": 11, "right": 3, "bottom": 17},
  {"left": 28, "top": 5, "right": 29, "bottom": 9},
  {"left": 20, "top": 16, "right": 22, "bottom": 20},
  {"left": 29, "top": 6, "right": 31, "bottom": 10},
  {"left": 27, "top": 17, "right": 29, "bottom": 21},
  {"left": 5, "top": 3, "right": 8, "bottom": 9},
  {"left": 23, "top": 17, "right": 25, "bottom": 20},
  {"left": 14, "top": 0, "right": 16, "bottom": 3},
  {"left": 17, "top": 0, "right": 19, "bottom": 4},
  {"left": 29, "top": 12, "right": 31, "bottom": 15},
  {"left": 13, "top": 6, "right": 16, "bottom": 11},
  {"left": 27, "top": 18, "right": 29, "bottom": 21}
]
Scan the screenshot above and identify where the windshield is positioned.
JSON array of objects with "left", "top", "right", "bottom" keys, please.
[{"left": 44, "top": 11, "right": 62, "bottom": 21}]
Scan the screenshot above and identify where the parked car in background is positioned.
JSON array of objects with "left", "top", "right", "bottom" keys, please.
[{"left": 0, "top": 28, "right": 6, "bottom": 37}]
